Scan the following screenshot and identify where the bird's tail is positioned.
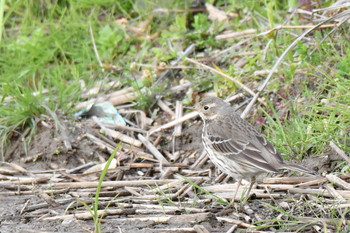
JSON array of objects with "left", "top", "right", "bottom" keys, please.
[{"left": 281, "top": 163, "right": 316, "bottom": 176}]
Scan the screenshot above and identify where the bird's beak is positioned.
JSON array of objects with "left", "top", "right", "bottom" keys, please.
[{"left": 184, "top": 106, "right": 195, "bottom": 110}]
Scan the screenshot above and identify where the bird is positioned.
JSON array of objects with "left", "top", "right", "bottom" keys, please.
[{"left": 195, "top": 96, "right": 315, "bottom": 202}]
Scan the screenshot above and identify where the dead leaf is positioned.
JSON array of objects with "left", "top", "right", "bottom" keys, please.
[{"left": 205, "top": 3, "right": 228, "bottom": 22}]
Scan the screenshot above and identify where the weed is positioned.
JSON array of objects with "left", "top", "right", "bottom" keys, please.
[{"left": 66, "top": 144, "right": 121, "bottom": 233}]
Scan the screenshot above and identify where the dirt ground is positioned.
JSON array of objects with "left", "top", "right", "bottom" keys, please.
[{"left": 1, "top": 112, "right": 349, "bottom": 233}]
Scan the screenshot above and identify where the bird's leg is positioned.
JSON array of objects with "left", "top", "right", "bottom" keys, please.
[
  {"left": 216, "top": 179, "right": 243, "bottom": 216},
  {"left": 243, "top": 176, "right": 256, "bottom": 203},
  {"left": 229, "top": 178, "right": 242, "bottom": 206}
]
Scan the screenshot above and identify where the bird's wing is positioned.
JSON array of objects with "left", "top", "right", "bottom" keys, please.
[
  {"left": 224, "top": 113, "right": 284, "bottom": 164},
  {"left": 254, "top": 133, "right": 284, "bottom": 163},
  {"left": 207, "top": 134, "right": 278, "bottom": 173}
]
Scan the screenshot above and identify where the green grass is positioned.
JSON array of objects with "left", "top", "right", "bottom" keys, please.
[
  {"left": 0, "top": 0, "right": 4, "bottom": 44},
  {"left": 261, "top": 43, "right": 350, "bottom": 167}
]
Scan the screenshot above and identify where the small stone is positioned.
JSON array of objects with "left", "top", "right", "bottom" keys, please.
[
  {"left": 320, "top": 98, "right": 329, "bottom": 105},
  {"left": 243, "top": 205, "right": 254, "bottom": 215},
  {"left": 61, "top": 218, "right": 75, "bottom": 225},
  {"left": 137, "top": 171, "right": 144, "bottom": 176},
  {"left": 279, "top": 201, "right": 289, "bottom": 209}
]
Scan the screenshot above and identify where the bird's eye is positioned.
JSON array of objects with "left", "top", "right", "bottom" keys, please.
[{"left": 203, "top": 105, "right": 209, "bottom": 110}]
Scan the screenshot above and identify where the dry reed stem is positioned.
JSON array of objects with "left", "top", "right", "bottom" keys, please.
[
  {"left": 173, "top": 100, "right": 183, "bottom": 137},
  {"left": 186, "top": 57, "right": 256, "bottom": 97},
  {"left": 329, "top": 141, "right": 350, "bottom": 165},
  {"left": 76, "top": 87, "right": 137, "bottom": 110},
  {"left": 85, "top": 133, "right": 115, "bottom": 153},
  {"left": 102, "top": 122, "right": 147, "bottom": 134},
  {"left": 148, "top": 111, "right": 199, "bottom": 136},
  {"left": 42, "top": 177, "right": 203, "bottom": 189},
  {"left": 157, "top": 99, "right": 175, "bottom": 119},
  {"left": 324, "top": 183, "right": 346, "bottom": 200},
  {"left": 261, "top": 176, "right": 320, "bottom": 184},
  {"left": 216, "top": 217, "right": 254, "bottom": 228},
  {"left": 0, "top": 176, "right": 49, "bottom": 184},
  {"left": 296, "top": 178, "right": 328, "bottom": 187},
  {"left": 138, "top": 134, "right": 168, "bottom": 163},
  {"left": 216, "top": 29, "right": 257, "bottom": 40},
  {"left": 326, "top": 174, "right": 350, "bottom": 190}
]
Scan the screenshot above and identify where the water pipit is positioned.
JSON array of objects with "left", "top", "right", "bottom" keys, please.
[{"left": 195, "top": 97, "right": 315, "bottom": 202}]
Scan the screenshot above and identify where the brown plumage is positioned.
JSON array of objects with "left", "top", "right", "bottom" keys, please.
[{"left": 195, "top": 97, "right": 315, "bottom": 201}]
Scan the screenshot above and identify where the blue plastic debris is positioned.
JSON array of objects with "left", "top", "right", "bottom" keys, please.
[{"left": 74, "top": 101, "right": 126, "bottom": 125}]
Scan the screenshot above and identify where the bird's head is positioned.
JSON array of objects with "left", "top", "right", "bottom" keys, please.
[{"left": 194, "top": 97, "right": 230, "bottom": 120}]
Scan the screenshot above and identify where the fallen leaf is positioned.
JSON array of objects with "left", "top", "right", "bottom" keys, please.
[{"left": 205, "top": 3, "right": 228, "bottom": 22}]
